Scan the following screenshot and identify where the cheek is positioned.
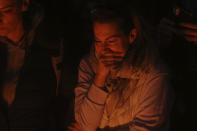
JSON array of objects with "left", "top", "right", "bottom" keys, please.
[
  {"left": 0, "top": 15, "right": 21, "bottom": 36},
  {"left": 2, "top": 12, "right": 22, "bottom": 26},
  {"left": 109, "top": 41, "right": 128, "bottom": 54},
  {"left": 109, "top": 46, "right": 126, "bottom": 52},
  {"left": 8, "top": 15, "right": 21, "bottom": 26}
]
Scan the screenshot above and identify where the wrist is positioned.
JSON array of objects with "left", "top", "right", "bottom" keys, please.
[
  {"left": 93, "top": 82, "right": 109, "bottom": 93},
  {"left": 94, "top": 74, "right": 107, "bottom": 88}
]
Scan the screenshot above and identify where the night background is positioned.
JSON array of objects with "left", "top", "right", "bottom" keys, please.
[
  {"left": 8, "top": 0, "right": 196, "bottom": 130},
  {"left": 37, "top": 0, "right": 164, "bottom": 130}
]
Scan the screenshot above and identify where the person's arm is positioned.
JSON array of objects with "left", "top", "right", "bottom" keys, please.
[
  {"left": 158, "top": 18, "right": 197, "bottom": 45},
  {"left": 179, "top": 23, "right": 197, "bottom": 44},
  {"left": 129, "top": 73, "right": 173, "bottom": 131},
  {"left": 74, "top": 58, "right": 108, "bottom": 131}
]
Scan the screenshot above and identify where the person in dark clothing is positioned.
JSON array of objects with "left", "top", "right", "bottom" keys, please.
[
  {"left": 0, "top": 0, "right": 62, "bottom": 130},
  {"left": 158, "top": 0, "right": 197, "bottom": 130}
]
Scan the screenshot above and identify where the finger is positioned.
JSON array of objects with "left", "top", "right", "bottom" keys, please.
[
  {"left": 102, "top": 49, "right": 125, "bottom": 56},
  {"left": 101, "top": 52, "right": 125, "bottom": 58},
  {"left": 69, "top": 123, "right": 80, "bottom": 130},
  {"left": 67, "top": 126, "right": 74, "bottom": 131},
  {"left": 102, "top": 61, "right": 114, "bottom": 65},
  {"left": 72, "top": 123, "right": 81, "bottom": 130},
  {"left": 100, "top": 53, "right": 123, "bottom": 57},
  {"left": 68, "top": 126, "right": 80, "bottom": 131},
  {"left": 99, "top": 56, "right": 123, "bottom": 61},
  {"left": 102, "top": 53, "right": 125, "bottom": 57},
  {"left": 101, "top": 59, "right": 122, "bottom": 65},
  {"left": 102, "top": 60, "right": 122, "bottom": 66},
  {"left": 184, "top": 36, "right": 197, "bottom": 43},
  {"left": 102, "top": 58, "right": 122, "bottom": 62},
  {"left": 183, "top": 30, "right": 197, "bottom": 37},
  {"left": 105, "top": 64, "right": 120, "bottom": 70},
  {"left": 179, "top": 23, "right": 197, "bottom": 30},
  {"left": 102, "top": 59, "right": 122, "bottom": 63},
  {"left": 102, "top": 60, "right": 121, "bottom": 65}
]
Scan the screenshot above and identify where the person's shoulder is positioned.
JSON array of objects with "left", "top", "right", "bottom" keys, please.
[
  {"left": 80, "top": 54, "right": 90, "bottom": 62},
  {"left": 140, "top": 61, "right": 173, "bottom": 96},
  {"left": 79, "top": 54, "right": 95, "bottom": 73},
  {"left": 79, "top": 54, "right": 91, "bottom": 69},
  {"left": 147, "top": 60, "right": 171, "bottom": 81}
]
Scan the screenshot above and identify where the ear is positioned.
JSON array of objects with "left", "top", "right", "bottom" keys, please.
[
  {"left": 21, "top": 0, "right": 30, "bottom": 12},
  {"left": 129, "top": 28, "right": 137, "bottom": 44}
]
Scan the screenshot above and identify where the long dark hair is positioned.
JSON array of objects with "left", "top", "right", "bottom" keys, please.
[{"left": 126, "top": 11, "right": 158, "bottom": 74}]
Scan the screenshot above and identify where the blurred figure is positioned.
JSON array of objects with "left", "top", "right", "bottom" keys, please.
[
  {"left": 158, "top": 0, "right": 197, "bottom": 130},
  {"left": 0, "top": 0, "right": 62, "bottom": 131},
  {"left": 69, "top": 4, "right": 174, "bottom": 131}
]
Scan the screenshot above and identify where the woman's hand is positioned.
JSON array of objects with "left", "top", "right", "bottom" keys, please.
[{"left": 68, "top": 122, "right": 83, "bottom": 131}]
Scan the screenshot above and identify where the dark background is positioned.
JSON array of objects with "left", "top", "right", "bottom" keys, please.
[
  {"left": 32, "top": 0, "right": 197, "bottom": 131},
  {"left": 37, "top": 0, "right": 172, "bottom": 130},
  {"left": 38, "top": 0, "right": 173, "bottom": 94}
]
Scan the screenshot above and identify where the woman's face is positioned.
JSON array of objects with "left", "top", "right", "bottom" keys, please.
[
  {"left": 0, "top": 0, "right": 23, "bottom": 37},
  {"left": 93, "top": 21, "right": 132, "bottom": 59}
]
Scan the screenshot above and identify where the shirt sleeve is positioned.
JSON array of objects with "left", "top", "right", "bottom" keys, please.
[
  {"left": 74, "top": 58, "right": 108, "bottom": 131},
  {"left": 130, "top": 73, "right": 174, "bottom": 131}
]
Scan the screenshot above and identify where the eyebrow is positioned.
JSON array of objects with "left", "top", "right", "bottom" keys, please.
[
  {"left": 94, "top": 34, "right": 121, "bottom": 41},
  {"left": 106, "top": 34, "right": 121, "bottom": 40}
]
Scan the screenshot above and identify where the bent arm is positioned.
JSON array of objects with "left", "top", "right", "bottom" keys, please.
[{"left": 75, "top": 58, "right": 108, "bottom": 131}]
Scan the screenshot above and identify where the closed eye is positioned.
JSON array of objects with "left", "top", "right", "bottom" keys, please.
[
  {"left": 108, "top": 40, "right": 116, "bottom": 43},
  {"left": 95, "top": 40, "right": 103, "bottom": 44},
  {"left": 95, "top": 40, "right": 101, "bottom": 43},
  {"left": 2, "top": 8, "right": 13, "bottom": 13},
  {"left": 1, "top": 7, "right": 16, "bottom": 13},
  {"left": 106, "top": 37, "right": 119, "bottom": 44},
  {"left": 107, "top": 39, "right": 118, "bottom": 45}
]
